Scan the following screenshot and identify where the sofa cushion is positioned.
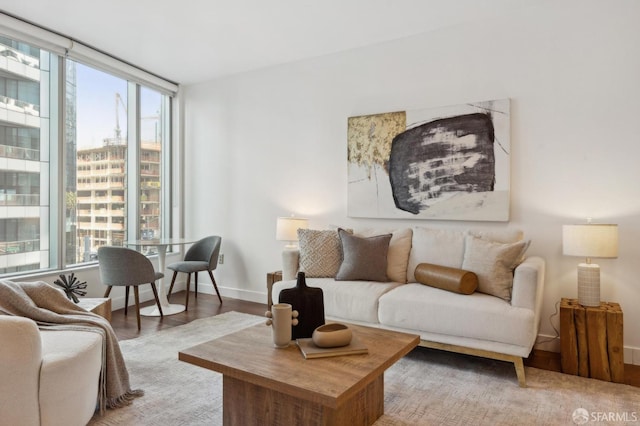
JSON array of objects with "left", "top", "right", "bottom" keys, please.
[
  {"left": 378, "top": 284, "right": 535, "bottom": 348},
  {"left": 356, "top": 228, "right": 412, "bottom": 283},
  {"left": 272, "top": 278, "right": 401, "bottom": 324},
  {"left": 414, "top": 262, "right": 478, "bottom": 295},
  {"left": 39, "top": 329, "right": 102, "bottom": 426},
  {"left": 407, "top": 227, "right": 466, "bottom": 282},
  {"left": 461, "top": 235, "right": 530, "bottom": 301},
  {"left": 336, "top": 229, "right": 391, "bottom": 282},
  {"left": 297, "top": 229, "right": 344, "bottom": 278}
]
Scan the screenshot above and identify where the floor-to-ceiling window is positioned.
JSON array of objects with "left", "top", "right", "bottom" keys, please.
[
  {"left": 0, "top": 31, "right": 173, "bottom": 275},
  {"left": 66, "top": 61, "right": 128, "bottom": 264}
]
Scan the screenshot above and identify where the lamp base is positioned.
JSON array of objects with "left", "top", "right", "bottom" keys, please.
[{"left": 577, "top": 263, "right": 600, "bottom": 307}]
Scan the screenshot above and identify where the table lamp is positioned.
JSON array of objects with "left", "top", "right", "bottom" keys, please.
[
  {"left": 276, "top": 216, "right": 308, "bottom": 249},
  {"left": 562, "top": 222, "right": 618, "bottom": 307}
]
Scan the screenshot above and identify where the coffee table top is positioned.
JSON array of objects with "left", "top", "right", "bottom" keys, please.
[{"left": 179, "top": 322, "right": 419, "bottom": 408}]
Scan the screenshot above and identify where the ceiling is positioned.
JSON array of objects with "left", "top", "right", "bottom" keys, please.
[{"left": 0, "top": 0, "right": 525, "bottom": 86}]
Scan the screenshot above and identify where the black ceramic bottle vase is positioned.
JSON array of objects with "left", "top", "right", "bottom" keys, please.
[{"left": 278, "top": 271, "right": 325, "bottom": 339}]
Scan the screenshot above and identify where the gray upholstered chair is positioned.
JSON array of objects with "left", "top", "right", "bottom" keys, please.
[
  {"left": 98, "top": 246, "right": 164, "bottom": 330},
  {"left": 167, "top": 235, "right": 223, "bottom": 309}
]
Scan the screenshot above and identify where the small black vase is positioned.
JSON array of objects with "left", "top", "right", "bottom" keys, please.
[{"left": 278, "top": 272, "right": 325, "bottom": 339}]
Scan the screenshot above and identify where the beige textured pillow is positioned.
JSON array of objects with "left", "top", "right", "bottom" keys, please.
[
  {"left": 414, "top": 263, "right": 478, "bottom": 295},
  {"left": 461, "top": 235, "right": 530, "bottom": 301},
  {"left": 336, "top": 229, "right": 392, "bottom": 282},
  {"left": 297, "top": 229, "right": 344, "bottom": 278},
  {"left": 356, "top": 228, "right": 412, "bottom": 283}
]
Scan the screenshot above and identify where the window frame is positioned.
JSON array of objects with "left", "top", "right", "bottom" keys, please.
[
  {"left": 61, "top": 62, "right": 173, "bottom": 268},
  {"left": 0, "top": 29, "right": 176, "bottom": 277}
]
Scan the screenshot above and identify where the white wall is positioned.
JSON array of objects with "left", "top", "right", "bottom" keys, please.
[{"left": 182, "top": 0, "right": 640, "bottom": 360}]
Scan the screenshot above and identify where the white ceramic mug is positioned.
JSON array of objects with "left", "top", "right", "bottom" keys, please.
[{"left": 265, "top": 303, "right": 299, "bottom": 348}]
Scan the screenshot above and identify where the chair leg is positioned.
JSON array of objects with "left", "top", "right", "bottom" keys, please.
[
  {"left": 195, "top": 272, "right": 198, "bottom": 298},
  {"left": 103, "top": 286, "right": 112, "bottom": 298},
  {"left": 208, "top": 270, "right": 223, "bottom": 304},
  {"left": 150, "top": 282, "right": 164, "bottom": 317},
  {"left": 124, "top": 286, "right": 130, "bottom": 316},
  {"left": 167, "top": 271, "right": 178, "bottom": 299},
  {"left": 133, "top": 286, "right": 141, "bottom": 331},
  {"left": 185, "top": 273, "right": 191, "bottom": 311}
]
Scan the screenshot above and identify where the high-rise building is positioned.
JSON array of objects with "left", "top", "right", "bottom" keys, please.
[
  {"left": 0, "top": 36, "right": 48, "bottom": 274},
  {"left": 75, "top": 139, "right": 161, "bottom": 262}
]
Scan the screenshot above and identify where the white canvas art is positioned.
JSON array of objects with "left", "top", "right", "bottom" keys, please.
[{"left": 347, "top": 99, "right": 510, "bottom": 221}]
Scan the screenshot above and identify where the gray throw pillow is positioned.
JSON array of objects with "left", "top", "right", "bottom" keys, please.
[{"left": 335, "top": 229, "right": 392, "bottom": 282}]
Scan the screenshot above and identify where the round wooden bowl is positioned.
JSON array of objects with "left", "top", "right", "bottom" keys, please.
[{"left": 312, "top": 323, "right": 352, "bottom": 348}]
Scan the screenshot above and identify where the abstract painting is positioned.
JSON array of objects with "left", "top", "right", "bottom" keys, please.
[{"left": 347, "top": 99, "right": 510, "bottom": 221}]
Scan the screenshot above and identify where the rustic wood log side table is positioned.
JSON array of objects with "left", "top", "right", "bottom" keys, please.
[
  {"left": 266, "top": 270, "right": 283, "bottom": 309},
  {"left": 560, "top": 297, "right": 623, "bottom": 383}
]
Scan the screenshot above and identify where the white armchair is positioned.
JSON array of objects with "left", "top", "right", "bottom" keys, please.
[{"left": 0, "top": 315, "right": 103, "bottom": 426}]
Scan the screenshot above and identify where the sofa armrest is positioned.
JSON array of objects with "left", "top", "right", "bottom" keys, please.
[
  {"left": 0, "top": 316, "right": 42, "bottom": 426},
  {"left": 282, "top": 248, "right": 300, "bottom": 280},
  {"left": 511, "top": 256, "right": 546, "bottom": 333}
]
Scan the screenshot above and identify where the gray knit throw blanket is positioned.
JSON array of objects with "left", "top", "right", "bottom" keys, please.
[{"left": 0, "top": 280, "right": 143, "bottom": 414}]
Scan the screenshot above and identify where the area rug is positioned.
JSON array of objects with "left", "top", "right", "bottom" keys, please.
[{"left": 89, "top": 311, "right": 639, "bottom": 426}]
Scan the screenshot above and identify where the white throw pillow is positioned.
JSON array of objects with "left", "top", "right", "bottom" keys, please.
[
  {"left": 407, "top": 227, "right": 466, "bottom": 283},
  {"left": 461, "top": 234, "right": 530, "bottom": 301},
  {"left": 356, "top": 228, "right": 412, "bottom": 283}
]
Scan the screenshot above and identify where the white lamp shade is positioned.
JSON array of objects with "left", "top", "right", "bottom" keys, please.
[
  {"left": 276, "top": 217, "right": 308, "bottom": 242},
  {"left": 562, "top": 224, "right": 618, "bottom": 258}
]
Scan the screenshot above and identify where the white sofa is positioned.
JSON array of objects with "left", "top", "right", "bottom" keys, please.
[
  {"left": 272, "top": 226, "right": 546, "bottom": 386},
  {"left": 0, "top": 315, "right": 103, "bottom": 426}
]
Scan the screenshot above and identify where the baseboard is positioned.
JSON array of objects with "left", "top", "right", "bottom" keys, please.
[
  {"left": 182, "top": 281, "right": 266, "bottom": 304},
  {"left": 625, "top": 347, "right": 640, "bottom": 366},
  {"left": 108, "top": 281, "right": 266, "bottom": 310},
  {"left": 534, "top": 333, "right": 561, "bottom": 353}
]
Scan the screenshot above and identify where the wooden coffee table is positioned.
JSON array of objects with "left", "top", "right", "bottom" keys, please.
[{"left": 179, "top": 323, "right": 419, "bottom": 425}]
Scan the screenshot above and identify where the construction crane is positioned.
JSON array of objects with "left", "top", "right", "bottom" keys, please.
[
  {"left": 112, "top": 92, "right": 161, "bottom": 144},
  {"left": 115, "top": 93, "right": 126, "bottom": 142}
]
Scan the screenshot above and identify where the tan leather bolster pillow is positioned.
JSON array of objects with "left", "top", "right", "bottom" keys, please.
[{"left": 414, "top": 263, "right": 478, "bottom": 295}]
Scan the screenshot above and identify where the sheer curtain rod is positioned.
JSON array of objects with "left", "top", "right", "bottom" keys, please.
[{"left": 0, "top": 11, "right": 179, "bottom": 94}]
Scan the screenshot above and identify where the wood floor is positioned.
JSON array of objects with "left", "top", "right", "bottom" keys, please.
[
  {"left": 109, "top": 291, "right": 266, "bottom": 341},
  {"left": 111, "top": 291, "right": 640, "bottom": 387}
]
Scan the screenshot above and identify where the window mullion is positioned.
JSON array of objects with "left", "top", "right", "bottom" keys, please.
[
  {"left": 48, "top": 53, "right": 62, "bottom": 270},
  {"left": 162, "top": 96, "right": 171, "bottom": 239},
  {"left": 126, "top": 82, "right": 139, "bottom": 243}
]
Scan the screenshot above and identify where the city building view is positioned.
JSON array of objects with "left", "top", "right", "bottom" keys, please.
[
  {"left": 75, "top": 139, "right": 161, "bottom": 262},
  {"left": 0, "top": 36, "right": 46, "bottom": 274},
  {"left": 0, "top": 36, "right": 165, "bottom": 275}
]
